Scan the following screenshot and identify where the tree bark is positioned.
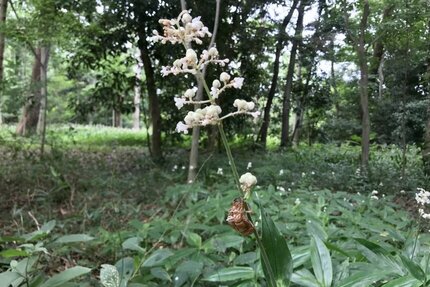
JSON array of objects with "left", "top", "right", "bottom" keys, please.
[
  {"left": 139, "top": 28, "right": 162, "bottom": 160},
  {"left": 16, "top": 48, "right": 42, "bottom": 136},
  {"left": 280, "top": 1, "right": 305, "bottom": 147},
  {"left": 37, "top": 46, "right": 50, "bottom": 135},
  {"left": 0, "top": 0, "right": 7, "bottom": 125},
  {"left": 356, "top": 0, "right": 370, "bottom": 168},
  {"left": 133, "top": 60, "right": 142, "bottom": 130},
  {"left": 258, "top": 0, "right": 298, "bottom": 147},
  {"left": 187, "top": 0, "right": 221, "bottom": 183}
]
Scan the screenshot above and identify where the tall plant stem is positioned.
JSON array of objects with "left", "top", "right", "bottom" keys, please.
[{"left": 197, "top": 71, "right": 277, "bottom": 287}]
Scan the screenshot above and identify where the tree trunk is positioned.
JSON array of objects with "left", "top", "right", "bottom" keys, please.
[
  {"left": 258, "top": 0, "right": 298, "bottom": 147},
  {"left": 422, "top": 20, "right": 430, "bottom": 175},
  {"left": 37, "top": 46, "right": 50, "bottom": 135},
  {"left": 356, "top": 0, "right": 370, "bottom": 168},
  {"left": 280, "top": 2, "right": 305, "bottom": 147},
  {"left": 0, "top": 0, "right": 7, "bottom": 125},
  {"left": 139, "top": 29, "right": 162, "bottom": 160},
  {"left": 16, "top": 48, "right": 42, "bottom": 136},
  {"left": 112, "top": 108, "right": 122, "bottom": 127},
  {"left": 133, "top": 59, "right": 142, "bottom": 130},
  {"left": 187, "top": 0, "right": 221, "bottom": 183}
]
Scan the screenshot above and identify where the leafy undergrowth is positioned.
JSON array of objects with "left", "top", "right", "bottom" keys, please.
[{"left": 1, "top": 128, "right": 430, "bottom": 286}]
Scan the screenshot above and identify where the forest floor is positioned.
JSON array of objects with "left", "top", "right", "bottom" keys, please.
[{"left": 1, "top": 124, "right": 429, "bottom": 286}]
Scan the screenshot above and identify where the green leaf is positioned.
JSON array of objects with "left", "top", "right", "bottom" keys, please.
[
  {"left": 23, "top": 220, "right": 56, "bottom": 241},
  {"left": 150, "top": 267, "right": 171, "bottom": 281},
  {"left": 174, "top": 260, "right": 203, "bottom": 287},
  {"left": 338, "top": 270, "right": 389, "bottom": 287},
  {"left": 353, "top": 238, "right": 389, "bottom": 255},
  {"left": 54, "top": 234, "right": 95, "bottom": 244},
  {"left": 100, "top": 264, "right": 120, "bottom": 287},
  {"left": 381, "top": 275, "right": 422, "bottom": 287},
  {"left": 185, "top": 232, "right": 202, "bottom": 248},
  {"left": 203, "top": 267, "right": 254, "bottom": 282},
  {"left": 39, "top": 266, "right": 91, "bottom": 287},
  {"left": 234, "top": 252, "right": 258, "bottom": 265},
  {"left": 122, "top": 237, "right": 145, "bottom": 253},
  {"left": 291, "top": 246, "right": 310, "bottom": 269},
  {"left": 142, "top": 249, "right": 174, "bottom": 267},
  {"left": 291, "top": 269, "right": 320, "bottom": 287},
  {"left": 115, "top": 257, "right": 134, "bottom": 286},
  {"left": 400, "top": 255, "right": 426, "bottom": 282},
  {"left": 306, "top": 219, "right": 328, "bottom": 241},
  {"left": 310, "top": 236, "right": 332, "bottom": 287},
  {"left": 0, "top": 249, "right": 28, "bottom": 258},
  {"left": 261, "top": 208, "right": 293, "bottom": 287},
  {"left": 203, "top": 234, "right": 244, "bottom": 253},
  {"left": 0, "top": 271, "right": 22, "bottom": 287}
]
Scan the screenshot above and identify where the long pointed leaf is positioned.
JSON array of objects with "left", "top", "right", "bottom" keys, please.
[
  {"left": 261, "top": 208, "right": 293, "bottom": 287},
  {"left": 310, "top": 236, "right": 332, "bottom": 287}
]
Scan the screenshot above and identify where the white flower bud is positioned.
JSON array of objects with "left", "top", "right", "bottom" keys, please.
[
  {"left": 185, "top": 49, "right": 198, "bottom": 65},
  {"left": 184, "top": 87, "right": 197, "bottom": 99},
  {"left": 174, "top": 97, "right": 186, "bottom": 109},
  {"left": 182, "top": 13, "right": 192, "bottom": 24},
  {"left": 220, "top": 72, "right": 231, "bottom": 83},
  {"left": 208, "top": 47, "right": 218, "bottom": 57},
  {"left": 239, "top": 172, "right": 257, "bottom": 193},
  {"left": 176, "top": 121, "right": 189, "bottom": 134},
  {"left": 212, "top": 79, "right": 221, "bottom": 88}
]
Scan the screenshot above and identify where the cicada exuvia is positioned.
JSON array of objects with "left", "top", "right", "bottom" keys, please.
[{"left": 226, "top": 197, "right": 255, "bottom": 236}]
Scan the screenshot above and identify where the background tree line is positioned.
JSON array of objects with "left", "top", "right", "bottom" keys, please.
[{"left": 0, "top": 0, "right": 429, "bottom": 172}]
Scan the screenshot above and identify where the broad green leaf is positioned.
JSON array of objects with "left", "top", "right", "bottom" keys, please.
[
  {"left": 100, "top": 264, "right": 120, "bottom": 287},
  {"left": 203, "top": 234, "right": 244, "bottom": 253},
  {"left": 353, "top": 238, "right": 389, "bottom": 255},
  {"left": 14, "top": 256, "right": 38, "bottom": 277},
  {"left": 174, "top": 260, "right": 203, "bottom": 287},
  {"left": 185, "top": 232, "right": 202, "bottom": 248},
  {"left": 261, "top": 208, "right": 293, "bottom": 287},
  {"left": 291, "top": 246, "right": 310, "bottom": 269},
  {"left": 291, "top": 269, "right": 320, "bottom": 287},
  {"left": 122, "top": 237, "right": 145, "bottom": 253},
  {"left": 23, "top": 220, "right": 56, "bottom": 241},
  {"left": 150, "top": 267, "right": 171, "bottom": 281},
  {"left": 400, "top": 255, "right": 425, "bottom": 282},
  {"left": 39, "top": 266, "right": 91, "bottom": 287},
  {"left": 115, "top": 257, "right": 134, "bottom": 286},
  {"left": 203, "top": 267, "right": 254, "bottom": 282},
  {"left": 54, "top": 234, "right": 95, "bottom": 244},
  {"left": 234, "top": 252, "right": 258, "bottom": 265},
  {"left": 310, "top": 236, "right": 332, "bottom": 287},
  {"left": 0, "top": 271, "right": 21, "bottom": 287},
  {"left": 306, "top": 219, "right": 328, "bottom": 241},
  {"left": 142, "top": 249, "right": 174, "bottom": 267},
  {"left": 381, "top": 275, "right": 422, "bottom": 287},
  {"left": 0, "top": 249, "right": 28, "bottom": 258},
  {"left": 338, "top": 270, "right": 389, "bottom": 287}
]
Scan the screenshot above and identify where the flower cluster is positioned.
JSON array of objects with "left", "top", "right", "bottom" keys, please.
[
  {"left": 150, "top": 10, "right": 260, "bottom": 135},
  {"left": 150, "top": 10, "right": 212, "bottom": 45},
  {"left": 415, "top": 188, "right": 430, "bottom": 219}
]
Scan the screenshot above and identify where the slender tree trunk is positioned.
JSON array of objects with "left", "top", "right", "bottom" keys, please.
[
  {"left": 187, "top": 0, "right": 221, "bottom": 183},
  {"left": 280, "top": 2, "right": 305, "bottom": 147},
  {"left": 422, "top": 20, "right": 430, "bottom": 175},
  {"left": 133, "top": 60, "right": 142, "bottom": 130},
  {"left": 112, "top": 108, "right": 122, "bottom": 127},
  {"left": 356, "top": 0, "right": 370, "bottom": 168},
  {"left": 16, "top": 48, "right": 42, "bottom": 136},
  {"left": 258, "top": 0, "right": 298, "bottom": 147},
  {"left": 0, "top": 0, "right": 8, "bottom": 125},
  {"left": 37, "top": 46, "right": 50, "bottom": 135},
  {"left": 139, "top": 29, "right": 162, "bottom": 160},
  {"left": 293, "top": 63, "right": 313, "bottom": 147}
]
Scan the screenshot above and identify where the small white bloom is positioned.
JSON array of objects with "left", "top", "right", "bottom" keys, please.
[
  {"left": 220, "top": 72, "right": 231, "bottom": 83},
  {"left": 181, "top": 13, "right": 192, "bottom": 24},
  {"left": 208, "top": 47, "right": 218, "bottom": 57},
  {"left": 232, "top": 77, "right": 244, "bottom": 89},
  {"left": 247, "top": 162, "right": 252, "bottom": 170},
  {"left": 184, "top": 87, "right": 198, "bottom": 99},
  {"left": 295, "top": 198, "right": 301, "bottom": 205},
  {"left": 185, "top": 49, "right": 198, "bottom": 65},
  {"left": 371, "top": 190, "right": 379, "bottom": 195},
  {"left": 370, "top": 195, "right": 379, "bottom": 200},
  {"left": 175, "top": 121, "right": 189, "bottom": 134},
  {"left": 311, "top": 171, "right": 315, "bottom": 175},
  {"left": 279, "top": 169, "right": 284, "bottom": 176},
  {"left": 174, "top": 97, "right": 186, "bottom": 109},
  {"left": 217, "top": 168, "right": 223, "bottom": 175},
  {"left": 400, "top": 190, "right": 405, "bottom": 194},
  {"left": 301, "top": 172, "right": 306, "bottom": 177},
  {"left": 276, "top": 186, "right": 286, "bottom": 192}
]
